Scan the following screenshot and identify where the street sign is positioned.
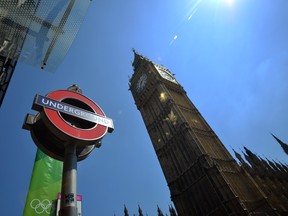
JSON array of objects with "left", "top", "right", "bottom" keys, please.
[
  {"left": 32, "top": 90, "right": 113, "bottom": 142},
  {"left": 23, "top": 87, "right": 114, "bottom": 161}
]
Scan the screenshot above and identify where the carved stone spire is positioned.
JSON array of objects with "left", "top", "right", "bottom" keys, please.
[
  {"left": 271, "top": 133, "right": 288, "bottom": 155},
  {"left": 157, "top": 205, "right": 164, "bottom": 216},
  {"left": 169, "top": 205, "right": 177, "bottom": 216},
  {"left": 124, "top": 205, "right": 129, "bottom": 216},
  {"left": 233, "top": 148, "right": 245, "bottom": 165},
  {"left": 138, "top": 205, "right": 144, "bottom": 216}
]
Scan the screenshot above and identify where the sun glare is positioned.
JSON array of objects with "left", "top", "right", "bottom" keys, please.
[
  {"left": 225, "top": 0, "right": 235, "bottom": 6},
  {"left": 210, "top": 0, "right": 235, "bottom": 6},
  {"left": 218, "top": 0, "right": 235, "bottom": 6},
  {"left": 171, "top": 0, "right": 236, "bottom": 46}
]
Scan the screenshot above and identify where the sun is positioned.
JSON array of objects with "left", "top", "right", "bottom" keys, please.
[
  {"left": 211, "top": 0, "right": 236, "bottom": 9},
  {"left": 217, "top": 0, "right": 235, "bottom": 7},
  {"left": 225, "top": 0, "right": 235, "bottom": 5},
  {"left": 211, "top": 0, "right": 235, "bottom": 6}
]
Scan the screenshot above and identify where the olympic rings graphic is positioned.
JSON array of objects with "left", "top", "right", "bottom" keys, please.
[{"left": 30, "top": 199, "right": 52, "bottom": 214}]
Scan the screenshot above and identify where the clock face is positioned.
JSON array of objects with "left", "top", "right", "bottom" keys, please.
[
  {"left": 155, "top": 66, "right": 177, "bottom": 83},
  {"left": 136, "top": 74, "right": 147, "bottom": 92}
]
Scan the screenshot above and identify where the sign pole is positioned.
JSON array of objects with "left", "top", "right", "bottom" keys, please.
[{"left": 59, "top": 143, "right": 78, "bottom": 216}]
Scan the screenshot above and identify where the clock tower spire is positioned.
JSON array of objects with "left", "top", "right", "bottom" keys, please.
[{"left": 129, "top": 51, "right": 277, "bottom": 215}]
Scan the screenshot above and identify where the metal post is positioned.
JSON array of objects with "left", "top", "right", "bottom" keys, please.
[{"left": 59, "top": 143, "right": 77, "bottom": 216}]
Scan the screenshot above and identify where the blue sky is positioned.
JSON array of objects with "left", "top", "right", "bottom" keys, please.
[{"left": 1, "top": 0, "right": 288, "bottom": 215}]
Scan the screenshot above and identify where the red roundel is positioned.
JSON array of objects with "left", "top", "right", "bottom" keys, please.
[{"left": 44, "top": 90, "right": 107, "bottom": 141}]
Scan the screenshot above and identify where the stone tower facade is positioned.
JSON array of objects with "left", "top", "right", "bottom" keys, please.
[{"left": 128, "top": 50, "right": 282, "bottom": 216}]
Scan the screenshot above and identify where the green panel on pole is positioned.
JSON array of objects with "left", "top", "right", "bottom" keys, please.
[{"left": 23, "top": 149, "right": 63, "bottom": 216}]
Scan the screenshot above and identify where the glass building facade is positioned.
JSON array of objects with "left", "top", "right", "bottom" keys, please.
[{"left": 0, "top": 0, "right": 92, "bottom": 105}]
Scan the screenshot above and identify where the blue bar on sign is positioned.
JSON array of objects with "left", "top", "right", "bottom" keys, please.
[{"left": 34, "top": 95, "right": 114, "bottom": 130}]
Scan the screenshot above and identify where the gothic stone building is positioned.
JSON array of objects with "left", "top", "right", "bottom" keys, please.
[{"left": 129, "top": 50, "right": 288, "bottom": 216}]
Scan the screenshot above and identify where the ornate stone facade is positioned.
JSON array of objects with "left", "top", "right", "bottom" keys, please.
[{"left": 129, "top": 50, "right": 288, "bottom": 216}]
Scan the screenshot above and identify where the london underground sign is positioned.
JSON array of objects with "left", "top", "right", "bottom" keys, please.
[
  {"left": 33, "top": 91, "right": 113, "bottom": 142},
  {"left": 23, "top": 87, "right": 114, "bottom": 161}
]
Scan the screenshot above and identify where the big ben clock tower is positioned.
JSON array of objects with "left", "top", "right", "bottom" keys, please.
[{"left": 129, "top": 50, "right": 276, "bottom": 216}]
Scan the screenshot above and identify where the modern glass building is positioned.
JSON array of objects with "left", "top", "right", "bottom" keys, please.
[{"left": 0, "top": 0, "right": 92, "bottom": 105}]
